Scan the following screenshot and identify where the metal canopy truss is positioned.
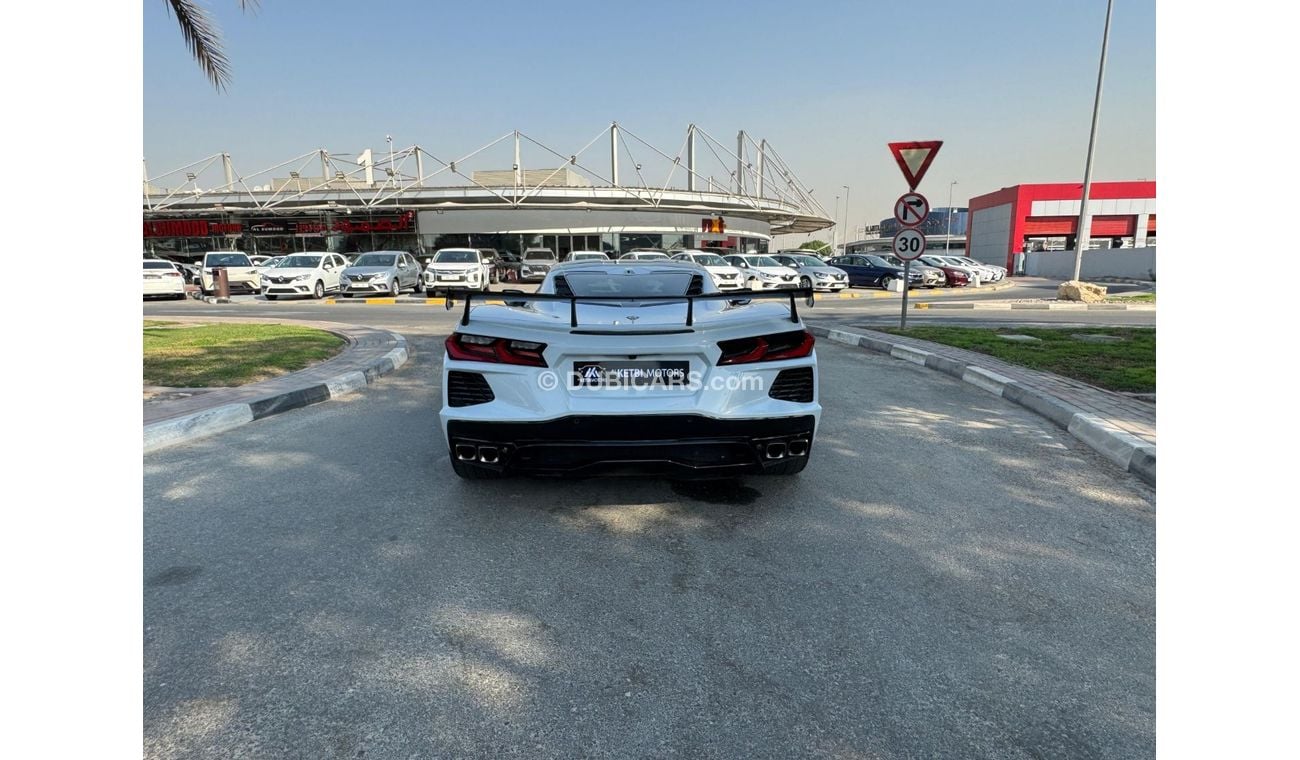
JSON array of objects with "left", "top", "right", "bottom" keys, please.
[{"left": 143, "top": 123, "right": 833, "bottom": 235}]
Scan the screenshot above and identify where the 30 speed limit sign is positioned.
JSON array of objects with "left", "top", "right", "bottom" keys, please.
[{"left": 892, "top": 228, "right": 926, "bottom": 261}]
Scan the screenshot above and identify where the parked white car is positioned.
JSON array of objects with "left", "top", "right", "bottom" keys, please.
[
  {"left": 440, "top": 261, "right": 820, "bottom": 479},
  {"left": 919, "top": 255, "right": 982, "bottom": 283},
  {"left": 423, "top": 248, "right": 492, "bottom": 294},
  {"left": 260, "top": 252, "right": 348, "bottom": 300},
  {"left": 670, "top": 250, "right": 746, "bottom": 291},
  {"left": 199, "top": 251, "right": 262, "bottom": 295},
  {"left": 723, "top": 254, "right": 800, "bottom": 290},
  {"left": 567, "top": 250, "right": 611, "bottom": 262},
  {"left": 619, "top": 250, "right": 672, "bottom": 261},
  {"left": 142, "top": 260, "right": 187, "bottom": 300},
  {"left": 952, "top": 256, "right": 1007, "bottom": 280}
]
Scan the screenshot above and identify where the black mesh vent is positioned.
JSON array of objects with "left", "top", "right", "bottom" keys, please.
[
  {"left": 447, "top": 371, "right": 495, "bottom": 407},
  {"left": 686, "top": 274, "right": 705, "bottom": 295},
  {"left": 768, "top": 367, "right": 814, "bottom": 403}
]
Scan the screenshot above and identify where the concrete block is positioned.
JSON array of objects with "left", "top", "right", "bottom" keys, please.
[
  {"left": 1002, "top": 383, "right": 1080, "bottom": 428},
  {"left": 325, "top": 370, "right": 369, "bottom": 398},
  {"left": 828, "top": 329, "right": 862, "bottom": 346},
  {"left": 924, "top": 354, "right": 967, "bottom": 379},
  {"left": 962, "top": 366, "right": 1014, "bottom": 397},
  {"left": 859, "top": 336, "right": 896, "bottom": 355},
  {"left": 1067, "top": 413, "right": 1150, "bottom": 470},
  {"left": 890, "top": 345, "right": 931, "bottom": 365},
  {"left": 249, "top": 384, "right": 332, "bottom": 420},
  {"left": 143, "top": 403, "right": 254, "bottom": 453},
  {"left": 1129, "top": 445, "right": 1156, "bottom": 486}
]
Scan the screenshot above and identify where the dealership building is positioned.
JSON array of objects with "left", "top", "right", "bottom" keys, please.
[
  {"left": 966, "top": 181, "right": 1157, "bottom": 270},
  {"left": 143, "top": 124, "right": 833, "bottom": 261}
]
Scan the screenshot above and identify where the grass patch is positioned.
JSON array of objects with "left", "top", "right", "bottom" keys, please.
[
  {"left": 143, "top": 320, "right": 178, "bottom": 328},
  {"left": 144, "top": 323, "right": 345, "bottom": 387},
  {"left": 1109, "top": 292, "right": 1155, "bottom": 303},
  {"left": 879, "top": 326, "right": 1155, "bottom": 393}
]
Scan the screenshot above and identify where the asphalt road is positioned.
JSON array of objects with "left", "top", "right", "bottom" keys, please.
[
  {"left": 143, "top": 322, "right": 1155, "bottom": 758},
  {"left": 144, "top": 276, "right": 1155, "bottom": 332}
]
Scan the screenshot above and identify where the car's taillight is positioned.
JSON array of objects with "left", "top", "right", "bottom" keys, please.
[
  {"left": 717, "top": 330, "right": 815, "bottom": 365},
  {"left": 165, "top": 271, "right": 182, "bottom": 277},
  {"left": 445, "top": 333, "right": 548, "bottom": 367}
]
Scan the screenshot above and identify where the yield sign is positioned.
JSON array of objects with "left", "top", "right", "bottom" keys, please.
[{"left": 887, "top": 141, "right": 943, "bottom": 191}]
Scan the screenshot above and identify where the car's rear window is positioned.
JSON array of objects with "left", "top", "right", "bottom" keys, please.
[
  {"left": 524, "top": 251, "right": 556, "bottom": 261},
  {"left": 143, "top": 261, "right": 174, "bottom": 270},
  {"left": 563, "top": 271, "right": 697, "bottom": 297},
  {"left": 205, "top": 253, "right": 251, "bottom": 267},
  {"left": 353, "top": 254, "right": 396, "bottom": 267}
]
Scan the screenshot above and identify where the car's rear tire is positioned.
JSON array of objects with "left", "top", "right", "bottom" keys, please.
[{"left": 451, "top": 457, "right": 506, "bottom": 480}]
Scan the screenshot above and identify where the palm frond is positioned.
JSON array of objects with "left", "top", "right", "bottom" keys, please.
[{"left": 165, "top": 0, "right": 233, "bottom": 91}]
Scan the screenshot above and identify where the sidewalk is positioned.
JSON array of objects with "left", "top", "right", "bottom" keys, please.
[
  {"left": 144, "top": 317, "right": 408, "bottom": 452},
  {"left": 807, "top": 322, "right": 1155, "bottom": 486}
]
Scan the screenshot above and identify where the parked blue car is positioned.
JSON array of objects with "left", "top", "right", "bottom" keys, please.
[{"left": 826, "top": 254, "right": 925, "bottom": 290}]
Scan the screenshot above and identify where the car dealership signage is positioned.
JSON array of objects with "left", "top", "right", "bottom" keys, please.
[{"left": 142, "top": 211, "right": 415, "bottom": 238}]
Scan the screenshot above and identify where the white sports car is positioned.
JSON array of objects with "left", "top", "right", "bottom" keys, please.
[{"left": 439, "top": 261, "right": 820, "bottom": 479}]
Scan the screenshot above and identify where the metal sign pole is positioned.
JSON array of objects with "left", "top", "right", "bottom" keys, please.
[{"left": 900, "top": 259, "right": 911, "bottom": 329}]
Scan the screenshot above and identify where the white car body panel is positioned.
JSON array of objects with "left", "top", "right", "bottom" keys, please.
[
  {"left": 439, "top": 262, "right": 820, "bottom": 478},
  {"left": 142, "top": 261, "right": 186, "bottom": 297},
  {"left": 422, "top": 249, "right": 490, "bottom": 291}
]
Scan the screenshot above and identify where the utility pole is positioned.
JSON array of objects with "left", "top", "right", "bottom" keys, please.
[
  {"left": 945, "top": 180, "right": 958, "bottom": 255},
  {"left": 1072, "top": 0, "right": 1114, "bottom": 281}
]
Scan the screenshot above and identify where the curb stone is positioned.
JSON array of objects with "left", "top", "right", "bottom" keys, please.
[
  {"left": 143, "top": 330, "right": 409, "bottom": 453},
  {"left": 915, "top": 301, "right": 1154, "bottom": 311},
  {"left": 807, "top": 324, "right": 1155, "bottom": 486}
]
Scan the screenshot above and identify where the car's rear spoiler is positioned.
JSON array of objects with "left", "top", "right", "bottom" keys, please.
[{"left": 446, "top": 288, "right": 814, "bottom": 329}]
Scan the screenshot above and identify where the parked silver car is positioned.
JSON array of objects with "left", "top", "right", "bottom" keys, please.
[
  {"left": 879, "top": 254, "right": 947, "bottom": 288},
  {"left": 771, "top": 253, "right": 850, "bottom": 292},
  {"left": 339, "top": 251, "right": 423, "bottom": 297}
]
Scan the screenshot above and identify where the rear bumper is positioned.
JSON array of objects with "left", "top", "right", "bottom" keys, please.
[{"left": 446, "top": 414, "right": 816, "bottom": 478}]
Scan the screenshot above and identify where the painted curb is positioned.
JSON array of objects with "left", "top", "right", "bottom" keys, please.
[
  {"left": 918, "top": 301, "right": 1155, "bottom": 311},
  {"left": 143, "top": 333, "right": 409, "bottom": 453},
  {"left": 809, "top": 324, "right": 1155, "bottom": 486}
]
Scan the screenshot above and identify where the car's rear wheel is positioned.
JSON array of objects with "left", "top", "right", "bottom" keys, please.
[
  {"left": 313, "top": 281, "right": 324, "bottom": 299},
  {"left": 451, "top": 457, "right": 506, "bottom": 480}
]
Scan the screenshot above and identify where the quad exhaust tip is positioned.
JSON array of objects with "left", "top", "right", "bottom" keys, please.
[
  {"left": 455, "top": 444, "right": 478, "bottom": 461},
  {"left": 787, "top": 439, "right": 809, "bottom": 457},
  {"left": 477, "top": 446, "right": 500, "bottom": 464},
  {"left": 765, "top": 442, "right": 787, "bottom": 460}
]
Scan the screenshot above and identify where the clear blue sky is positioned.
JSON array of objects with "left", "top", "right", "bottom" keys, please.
[{"left": 144, "top": 0, "right": 1155, "bottom": 240}]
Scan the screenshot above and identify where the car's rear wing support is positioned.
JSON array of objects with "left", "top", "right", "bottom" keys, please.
[{"left": 446, "top": 288, "right": 814, "bottom": 329}]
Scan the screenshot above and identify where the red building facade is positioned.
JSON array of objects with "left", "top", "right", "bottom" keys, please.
[{"left": 966, "top": 181, "right": 1156, "bottom": 270}]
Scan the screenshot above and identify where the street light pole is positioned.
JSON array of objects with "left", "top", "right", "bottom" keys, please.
[
  {"left": 841, "top": 185, "right": 851, "bottom": 249},
  {"left": 833, "top": 194, "right": 840, "bottom": 253},
  {"left": 1072, "top": 0, "right": 1114, "bottom": 281},
  {"left": 945, "top": 180, "right": 958, "bottom": 255}
]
